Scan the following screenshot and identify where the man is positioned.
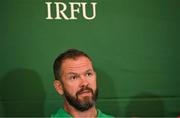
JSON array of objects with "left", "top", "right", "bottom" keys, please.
[{"left": 52, "top": 49, "right": 113, "bottom": 117}]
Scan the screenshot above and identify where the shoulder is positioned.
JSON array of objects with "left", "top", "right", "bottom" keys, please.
[
  {"left": 97, "top": 109, "right": 114, "bottom": 118},
  {"left": 51, "top": 108, "right": 72, "bottom": 118}
]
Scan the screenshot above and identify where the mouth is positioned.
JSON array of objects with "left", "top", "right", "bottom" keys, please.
[
  {"left": 79, "top": 90, "right": 91, "bottom": 94},
  {"left": 76, "top": 87, "right": 94, "bottom": 97},
  {"left": 78, "top": 90, "right": 93, "bottom": 98}
]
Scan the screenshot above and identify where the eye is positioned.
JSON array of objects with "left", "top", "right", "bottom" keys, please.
[
  {"left": 70, "top": 75, "right": 78, "bottom": 80},
  {"left": 86, "top": 72, "right": 93, "bottom": 77}
]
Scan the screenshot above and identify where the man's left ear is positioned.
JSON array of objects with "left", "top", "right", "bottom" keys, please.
[{"left": 54, "top": 80, "right": 64, "bottom": 95}]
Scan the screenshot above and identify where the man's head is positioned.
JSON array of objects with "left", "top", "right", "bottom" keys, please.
[{"left": 53, "top": 49, "right": 98, "bottom": 111}]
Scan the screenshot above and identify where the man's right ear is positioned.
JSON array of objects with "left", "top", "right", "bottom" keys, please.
[{"left": 54, "top": 80, "right": 64, "bottom": 95}]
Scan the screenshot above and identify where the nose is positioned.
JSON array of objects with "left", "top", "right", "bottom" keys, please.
[{"left": 79, "top": 75, "right": 89, "bottom": 88}]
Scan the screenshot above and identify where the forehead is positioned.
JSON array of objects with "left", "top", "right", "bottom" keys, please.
[{"left": 61, "top": 56, "right": 93, "bottom": 74}]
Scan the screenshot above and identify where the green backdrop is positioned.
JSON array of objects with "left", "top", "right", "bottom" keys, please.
[{"left": 0, "top": 0, "right": 179, "bottom": 117}]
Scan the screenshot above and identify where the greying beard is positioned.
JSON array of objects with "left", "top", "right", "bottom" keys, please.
[{"left": 63, "top": 86, "right": 98, "bottom": 111}]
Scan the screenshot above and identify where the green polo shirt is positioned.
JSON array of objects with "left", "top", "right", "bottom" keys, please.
[{"left": 51, "top": 108, "right": 114, "bottom": 118}]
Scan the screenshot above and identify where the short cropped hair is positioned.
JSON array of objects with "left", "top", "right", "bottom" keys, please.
[{"left": 53, "top": 49, "right": 92, "bottom": 80}]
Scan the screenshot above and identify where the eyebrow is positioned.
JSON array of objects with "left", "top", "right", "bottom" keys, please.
[
  {"left": 85, "top": 69, "right": 93, "bottom": 73},
  {"left": 66, "top": 69, "right": 93, "bottom": 75},
  {"left": 67, "top": 72, "right": 77, "bottom": 75}
]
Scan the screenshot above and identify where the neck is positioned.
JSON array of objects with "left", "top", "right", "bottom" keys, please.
[{"left": 64, "top": 102, "right": 97, "bottom": 118}]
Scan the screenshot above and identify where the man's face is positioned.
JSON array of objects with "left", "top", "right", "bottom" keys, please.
[{"left": 60, "top": 56, "right": 97, "bottom": 111}]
